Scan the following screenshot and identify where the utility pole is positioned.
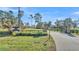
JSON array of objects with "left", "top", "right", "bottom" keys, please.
[
  {"left": 18, "top": 7, "right": 21, "bottom": 28},
  {"left": 18, "top": 7, "right": 24, "bottom": 30}
]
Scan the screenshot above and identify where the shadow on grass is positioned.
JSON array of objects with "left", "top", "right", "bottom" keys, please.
[{"left": 0, "top": 31, "right": 10, "bottom": 37}]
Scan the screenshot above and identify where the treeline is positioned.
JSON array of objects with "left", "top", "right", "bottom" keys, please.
[
  {"left": 54, "top": 18, "right": 79, "bottom": 33},
  {"left": 0, "top": 9, "right": 79, "bottom": 34}
]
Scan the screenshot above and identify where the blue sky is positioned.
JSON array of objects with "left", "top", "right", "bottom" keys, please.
[{"left": 0, "top": 7, "right": 79, "bottom": 25}]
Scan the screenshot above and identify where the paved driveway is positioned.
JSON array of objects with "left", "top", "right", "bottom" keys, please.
[{"left": 50, "top": 31, "right": 79, "bottom": 51}]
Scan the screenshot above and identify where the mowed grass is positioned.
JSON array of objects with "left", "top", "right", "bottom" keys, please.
[{"left": 0, "top": 36, "right": 56, "bottom": 51}]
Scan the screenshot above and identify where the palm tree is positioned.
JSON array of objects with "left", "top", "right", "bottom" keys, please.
[
  {"left": 34, "top": 13, "right": 42, "bottom": 28},
  {"left": 29, "top": 14, "right": 33, "bottom": 26}
]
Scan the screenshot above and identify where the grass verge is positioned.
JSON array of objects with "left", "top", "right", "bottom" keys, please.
[{"left": 0, "top": 36, "right": 56, "bottom": 51}]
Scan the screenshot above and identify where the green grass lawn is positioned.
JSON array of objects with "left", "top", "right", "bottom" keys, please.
[
  {"left": 0, "top": 36, "right": 56, "bottom": 51},
  {"left": 0, "top": 28, "right": 56, "bottom": 51}
]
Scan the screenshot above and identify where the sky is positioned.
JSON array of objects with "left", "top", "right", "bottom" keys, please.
[{"left": 0, "top": 7, "right": 79, "bottom": 25}]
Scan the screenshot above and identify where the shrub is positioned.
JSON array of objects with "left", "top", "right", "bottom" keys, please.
[
  {"left": 70, "top": 29, "right": 79, "bottom": 34},
  {"left": 12, "top": 31, "right": 47, "bottom": 36},
  {"left": 12, "top": 32, "right": 16, "bottom": 36}
]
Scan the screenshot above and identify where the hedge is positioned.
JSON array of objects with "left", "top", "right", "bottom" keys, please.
[
  {"left": 12, "top": 31, "right": 47, "bottom": 36},
  {"left": 70, "top": 29, "right": 79, "bottom": 34}
]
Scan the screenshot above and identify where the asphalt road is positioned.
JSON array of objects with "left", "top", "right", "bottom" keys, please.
[{"left": 50, "top": 31, "right": 79, "bottom": 51}]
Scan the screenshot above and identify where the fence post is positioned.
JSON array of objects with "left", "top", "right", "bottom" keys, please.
[{"left": 49, "top": 29, "right": 50, "bottom": 40}]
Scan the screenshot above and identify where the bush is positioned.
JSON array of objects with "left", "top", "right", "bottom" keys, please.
[
  {"left": 70, "top": 29, "right": 79, "bottom": 34},
  {"left": 12, "top": 31, "right": 47, "bottom": 36},
  {"left": 12, "top": 32, "right": 16, "bottom": 36}
]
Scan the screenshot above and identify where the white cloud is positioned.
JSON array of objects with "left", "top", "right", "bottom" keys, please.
[
  {"left": 0, "top": 7, "right": 17, "bottom": 12},
  {"left": 0, "top": 7, "right": 10, "bottom": 11},
  {"left": 73, "top": 11, "right": 79, "bottom": 15}
]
